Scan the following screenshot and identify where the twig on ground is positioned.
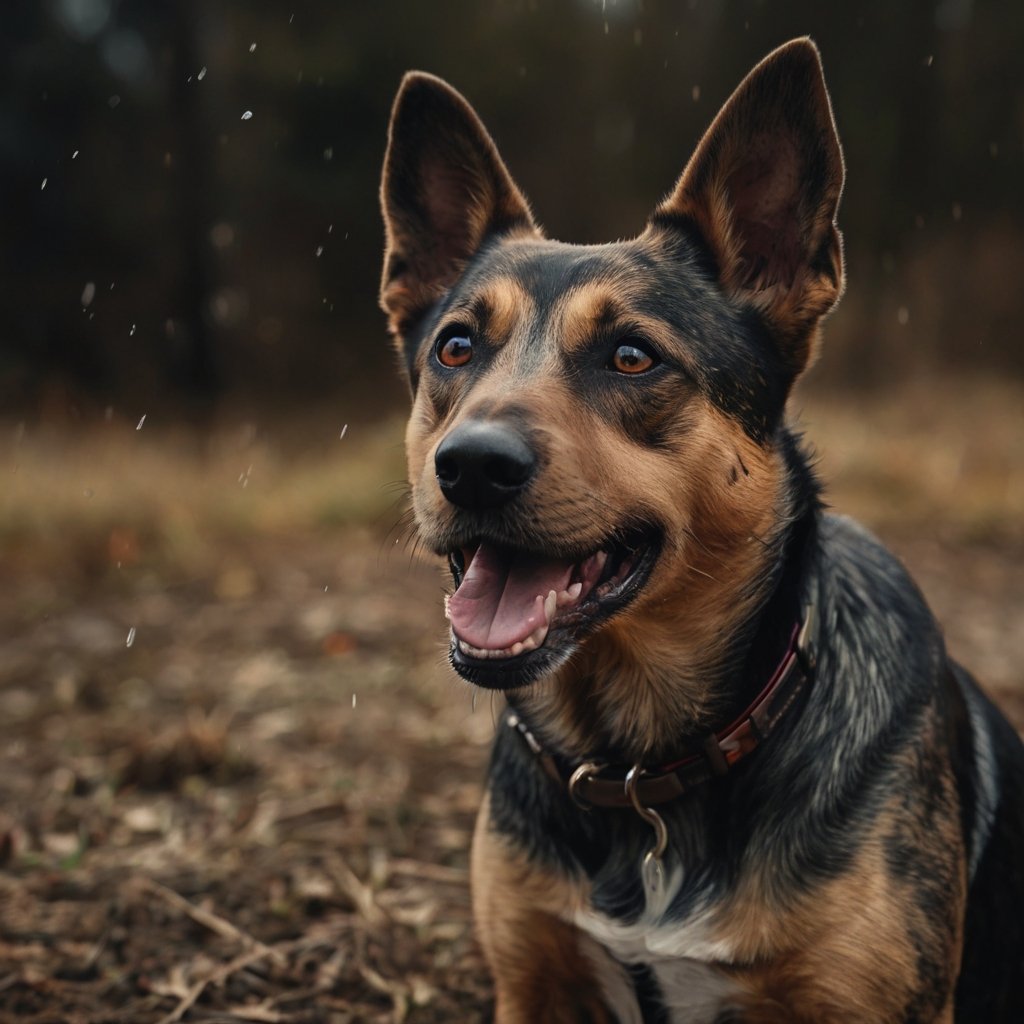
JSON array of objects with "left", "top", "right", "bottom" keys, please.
[
  {"left": 387, "top": 858, "right": 468, "bottom": 885},
  {"left": 137, "top": 878, "right": 285, "bottom": 966},
  {"left": 326, "top": 858, "right": 387, "bottom": 927}
]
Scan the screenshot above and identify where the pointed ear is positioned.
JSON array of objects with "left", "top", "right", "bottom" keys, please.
[
  {"left": 379, "top": 72, "right": 538, "bottom": 338},
  {"left": 652, "top": 38, "right": 844, "bottom": 376}
]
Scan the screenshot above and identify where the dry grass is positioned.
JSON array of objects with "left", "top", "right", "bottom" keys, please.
[{"left": 0, "top": 376, "right": 1021, "bottom": 1022}]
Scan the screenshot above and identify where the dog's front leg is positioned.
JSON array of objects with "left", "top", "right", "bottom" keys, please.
[{"left": 471, "top": 796, "right": 616, "bottom": 1024}]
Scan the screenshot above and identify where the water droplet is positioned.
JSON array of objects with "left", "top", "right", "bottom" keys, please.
[
  {"left": 41, "top": 178, "right": 48, "bottom": 190},
  {"left": 315, "top": 245, "right": 324, "bottom": 257},
  {"left": 351, "top": 693, "right": 357, "bottom": 709},
  {"left": 952, "top": 202, "right": 963, "bottom": 222},
  {"left": 81, "top": 281, "right": 96, "bottom": 306},
  {"left": 897, "top": 306, "right": 910, "bottom": 326},
  {"left": 83, "top": 488, "right": 94, "bottom": 499},
  {"left": 241, "top": 110, "right": 253, "bottom": 121},
  {"left": 289, "top": 13, "right": 294, "bottom": 23},
  {"left": 692, "top": 85, "right": 701, "bottom": 102},
  {"left": 198, "top": 66, "right": 207, "bottom": 80},
  {"left": 339, "top": 424, "right": 348, "bottom": 440},
  {"left": 249, "top": 42, "right": 257, "bottom": 53},
  {"left": 323, "top": 146, "right": 333, "bottom": 161},
  {"left": 129, "top": 323, "right": 136, "bottom": 336},
  {"left": 136, "top": 414, "right": 147, "bottom": 430},
  {"left": 72, "top": 150, "right": 79, "bottom": 159},
  {"left": 108, "top": 94, "right": 121, "bottom": 108},
  {"left": 323, "top": 584, "right": 329, "bottom": 592},
  {"left": 126, "top": 627, "right": 136, "bottom": 648}
]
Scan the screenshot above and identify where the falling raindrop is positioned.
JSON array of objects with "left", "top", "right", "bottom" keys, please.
[
  {"left": 315, "top": 245, "right": 324, "bottom": 257},
  {"left": 241, "top": 110, "right": 253, "bottom": 121},
  {"left": 339, "top": 424, "right": 348, "bottom": 440},
  {"left": 126, "top": 627, "right": 136, "bottom": 648},
  {"left": 323, "top": 146, "right": 333, "bottom": 161},
  {"left": 136, "top": 414, "right": 147, "bottom": 430},
  {"left": 198, "top": 66, "right": 207, "bottom": 80},
  {"left": 249, "top": 42, "right": 257, "bottom": 52},
  {"left": 72, "top": 150, "right": 79, "bottom": 159},
  {"left": 351, "top": 693, "right": 357, "bottom": 709},
  {"left": 129, "top": 323, "right": 136, "bottom": 336},
  {"left": 81, "top": 281, "right": 96, "bottom": 306},
  {"left": 41, "top": 178, "right": 48, "bottom": 190},
  {"left": 897, "top": 307, "right": 910, "bottom": 326}
]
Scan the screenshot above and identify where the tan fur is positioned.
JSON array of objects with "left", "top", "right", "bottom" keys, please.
[
  {"left": 405, "top": 258, "right": 787, "bottom": 758},
  {"left": 472, "top": 795, "right": 614, "bottom": 1024},
  {"left": 708, "top": 704, "right": 965, "bottom": 1021}
]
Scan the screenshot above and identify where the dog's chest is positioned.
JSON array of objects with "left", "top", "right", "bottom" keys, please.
[{"left": 573, "top": 874, "right": 741, "bottom": 1023}]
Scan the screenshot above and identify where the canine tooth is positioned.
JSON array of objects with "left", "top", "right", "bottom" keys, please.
[
  {"left": 529, "top": 621, "right": 549, "bottom": 648},
  {"left": 510, "top": 641, "right": 524, "bottom": 656},
  {"left": 544, "top": 590, "right": 557, "bottom": 623},
  {"left": 593, "top": 550, "right": 608, "bottom": 573},
  {"left": 567, "top": 581, "right": 583, "bottom": 601}
]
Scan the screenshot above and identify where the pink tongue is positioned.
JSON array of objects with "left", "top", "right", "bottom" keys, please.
[{"left": 447, "top": 543, "right": 574, "bottom": 650}]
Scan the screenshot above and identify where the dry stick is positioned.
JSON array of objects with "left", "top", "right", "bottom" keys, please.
[
  {"left": 138, "top": 878, "right": 286, "bottom": 965},
  {"left": 387, "top": 857, "right": 468, "bottom": 885},
  {"left": 153, "top": 945, "right": 277, "bottom": 1024}
]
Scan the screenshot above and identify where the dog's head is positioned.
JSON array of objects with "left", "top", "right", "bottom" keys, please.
[{"left": 380, "top": 39, "right": 843, "bottom": 693}]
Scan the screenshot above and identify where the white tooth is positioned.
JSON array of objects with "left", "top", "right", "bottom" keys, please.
[
  {"left": 529, "top": 621, "right": 549, "bottom": 648},
  {"left": 444, "top": 595, "right": 451, "bottom": 620},
  {"left": 510, "top": 641, "right": 523, "bottom": 656},
  {"left": 544, "top": 590, "right": 557, "bottom": 623},
  {"left": 567, "top": 581, "right": 583, "bottom": 601},
  {"left": 593, "top": 550, "right": 608, "bottom": 574},
  {"left": 520, "top": 636, "right": 536, "bottom": 652}
]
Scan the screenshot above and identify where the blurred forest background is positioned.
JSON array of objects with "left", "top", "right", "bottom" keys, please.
[
  {"left": 2, "top": 0, "right": 1023, "bottom": 422},
  {"left": 1, "top": 3, "right": 1023, "bottom": 1021}
]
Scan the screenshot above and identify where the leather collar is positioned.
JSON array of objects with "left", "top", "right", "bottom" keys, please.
[{"left": 507, "top": 602, "right": 818, "bottom": 809}]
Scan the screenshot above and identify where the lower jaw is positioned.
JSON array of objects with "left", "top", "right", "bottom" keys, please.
[{"left": 448, "top": 631, "right": 578, "bottom": 690}]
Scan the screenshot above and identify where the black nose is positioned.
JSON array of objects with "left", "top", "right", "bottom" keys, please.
[{"left": 434, "top": 420, "right": 537, "bottom": 510}]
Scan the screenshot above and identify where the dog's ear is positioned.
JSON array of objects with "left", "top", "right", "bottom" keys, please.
[
  {"left": 380, "top": 72, "right": 537, "bottom": 341},
  {"left": 652, "top": 38, "right": 844, "bottom": 376}
]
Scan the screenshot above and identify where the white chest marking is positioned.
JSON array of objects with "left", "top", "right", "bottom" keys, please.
[{"left": 572, "top": 867, "right": 740, "bottom": 1023}]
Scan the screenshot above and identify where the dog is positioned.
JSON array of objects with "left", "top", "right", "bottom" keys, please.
[{"left": 378, "top": 38, "right": 1024, "bottom": 1023}]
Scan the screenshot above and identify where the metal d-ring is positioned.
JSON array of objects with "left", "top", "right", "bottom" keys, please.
[
  {"left": 625, "top": 764, "right": 668, "bottom": 862},
  {"left": 568, "top": 761, "right": 603, "bottom": 811}
]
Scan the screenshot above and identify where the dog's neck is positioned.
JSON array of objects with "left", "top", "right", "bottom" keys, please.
[{"left": 510, "top": 442, "right": 818, "bottom": 765}]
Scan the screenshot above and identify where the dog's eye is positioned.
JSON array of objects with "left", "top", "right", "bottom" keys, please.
[
  {"left": 436, "top": 333, "right": 473, "bottom": 368},
  {"left": 610, "top": 342, "right": 657, "bottom": 375}
]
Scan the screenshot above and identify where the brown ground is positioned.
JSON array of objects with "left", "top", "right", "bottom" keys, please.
[{"left": 1, "top": 381, "right": 1022, "bottom": 1023}]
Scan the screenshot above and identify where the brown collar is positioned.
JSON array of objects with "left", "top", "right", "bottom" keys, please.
[{"left": 507, "top": 603, "right": 818, "bottom": 810}]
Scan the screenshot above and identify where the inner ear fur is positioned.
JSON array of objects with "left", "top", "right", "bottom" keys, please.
[
  {"left": 379, "top": 72, "right": 537, "bottom": 340},
  {"left": 653, "top": 38, "right": 845, "bottom": 375}
]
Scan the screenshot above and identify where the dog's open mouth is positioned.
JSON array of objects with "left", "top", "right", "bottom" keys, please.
[{"left": 443, "top": 529, "right": 659, "bottom": 688}]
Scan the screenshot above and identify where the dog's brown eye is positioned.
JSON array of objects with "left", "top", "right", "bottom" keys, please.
[
  {"left": 437, "top": 334, "right": 473, "bottom": 368},
  {"left": 611, "top": 343, "right": 656, "bottom": 374}
]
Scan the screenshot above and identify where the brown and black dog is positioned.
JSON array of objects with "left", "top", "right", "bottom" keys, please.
[{"left": 378, "top": 38, "right": 1024, "bottom": 1023}]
